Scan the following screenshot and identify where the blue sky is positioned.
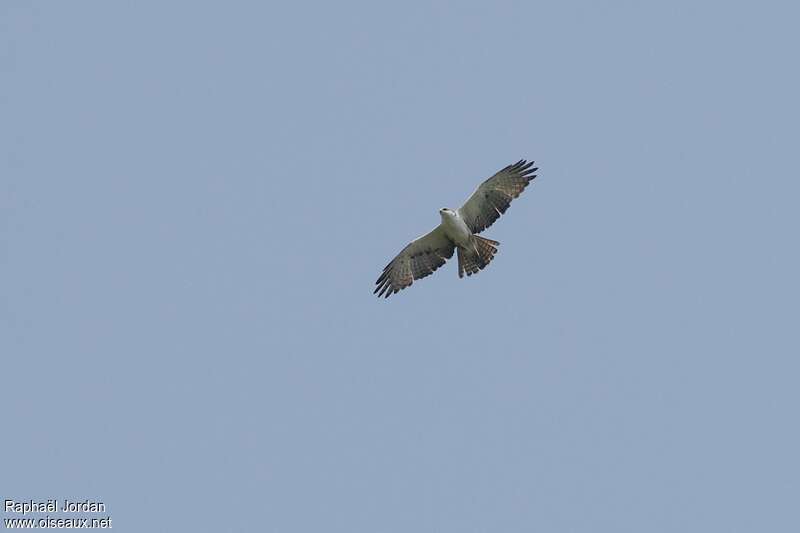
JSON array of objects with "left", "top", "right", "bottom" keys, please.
[{"left": 2, "top": 1, "right": 799, "bottom": 531}]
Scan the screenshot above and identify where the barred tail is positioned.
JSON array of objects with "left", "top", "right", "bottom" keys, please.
[{"left": 457, "top": 236, "right": 500, "bottom": 278}]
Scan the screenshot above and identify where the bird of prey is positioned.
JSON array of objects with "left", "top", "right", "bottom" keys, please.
[{"left": 374, "top": 159, "right": 538, "bottom": 298}]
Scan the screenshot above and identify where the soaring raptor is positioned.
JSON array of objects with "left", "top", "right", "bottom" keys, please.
[{"left": 374, "top": 159, "right": 538, "bottom": 298}]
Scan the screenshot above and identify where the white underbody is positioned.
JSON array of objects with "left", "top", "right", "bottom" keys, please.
[{"left": 439, "top": 209, "right": 473, "bottom": 247}]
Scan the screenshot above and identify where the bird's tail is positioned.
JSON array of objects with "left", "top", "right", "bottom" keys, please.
[{"left": 458, "top": 236, "right": 500, "bottom": 278}]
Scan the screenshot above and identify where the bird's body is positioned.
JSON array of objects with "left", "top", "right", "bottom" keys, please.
[
  {"left": 374, "top": 159, "right": 538, "bottom": 298},
  {"left": 438, "top": 208, "right": 472, "bottom": 247}
]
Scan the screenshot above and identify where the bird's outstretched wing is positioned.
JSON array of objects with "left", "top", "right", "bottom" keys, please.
[
  {"left": 374, "top": 226, "right": 455, "bottom": 298},
  {"left": 457, "top": 160, "right": 538, "bottom": 234}
]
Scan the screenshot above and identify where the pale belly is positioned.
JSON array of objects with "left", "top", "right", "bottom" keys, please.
[{"left": 441, "top": 213, "right": 473, "bottom": 246}]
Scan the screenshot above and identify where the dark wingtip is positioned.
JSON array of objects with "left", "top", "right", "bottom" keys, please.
[{"left": 375, "top": 281, "right": 389, "bottom": 297}]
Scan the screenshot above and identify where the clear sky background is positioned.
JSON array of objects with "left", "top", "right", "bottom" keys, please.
[{"left": 2, "top": 1, "right": 799, "bottom": 531}]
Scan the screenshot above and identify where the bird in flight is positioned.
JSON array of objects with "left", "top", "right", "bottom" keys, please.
[{"left": 374, "top": 159, "right": 538, "bottom": 298}]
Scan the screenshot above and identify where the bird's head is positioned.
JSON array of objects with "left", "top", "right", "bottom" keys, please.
[{"left": 439, "top": 207, "right": 454, "bottom": 217}]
